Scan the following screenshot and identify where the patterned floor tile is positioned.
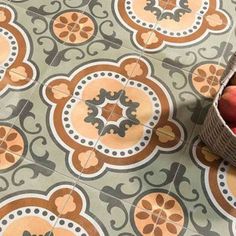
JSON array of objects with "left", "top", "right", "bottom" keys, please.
[
  {"left": 79, "top": 0, "right": 171, "bottom": 53},
  {"left": 37, "top": 43, "right": 143, "bottom": 113},
  {"left": 143, "top": 2, "right": 234, "bottom": 75},
  {"left": 1, "top": 0, "right": 236, "bottom": 235},
  {"left": 0, "top": 157, "right": 77, "bottom": 235},
  {"left": 0, "top": 3, "right": 60, "bottom": 76},
  {"left": 0, "top": 86, "right": 111, "bottom": 179},
  {"left": 7, "top": 0, "right": 90, "bottom": 21},
  {"left": 2, "top": 2, "right": 98, "bottom": 77},
  {"left": 160, "top": 138, "right": 235, "bottom": 235},
  {"left": 217, "top": 24, "right": 236, "bottom": 69},
  {"left": 79, "top": 121, "right": 186, "bottom": 205},
  {"left": 113, "top": 54, "right": 213, "bottom": 141},
  {"left": 52, "top": 181, "right": 167, "bottom": 236},
  {"left": 0, "top": 78, "right": 39, "bottom": 163}
]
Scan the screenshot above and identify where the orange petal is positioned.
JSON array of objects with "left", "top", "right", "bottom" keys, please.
[
  {"left": 79, "top": 17, "right": 88, "bottom": 23},
  {"left": 6, "top": 132, "right": 17, "bottom": 141},
  {"left": 59, "top": 31, "right": 69, "bottom": 38},
  {"left": 216, "top": 69, "right": 224, "bottom": 76},
  {"left": 169, "top": 213, "right": 183, "bottom": 222},
  {"left": 209, "top": 65, "right": 216, "bottom": 74},
  {"left": 71, "top": 12, "right": 78, "bottom": 21},
  {"left": 197, "top": 68, "right": 207, "bottom": 77},
  {"left": 142, "top": 200, "right": 152, "bottom": 210},
  {"left": 210, "top": 87, "right": 217, "bottom": 97},
  {"left": 154, "top": 226, "right": 162, "bottom": 236},
  {"left": 166, "top": 223, "right": 177, "bottom": 234},
  {"left": 0, "top": 127, "right": 6, "bottom": 138},
  {"left": 136, "top": 212, "right": 150, "bottom": 220},
  {"left": 83, "top": 26, "right": 93, "bottom": 32},
  {"left": 164, "top": 200, "right": 175, "bottom": 210},
  {"left": 69, "top": 33, "right": 76, "bottom": 42},
  {"left": 200, "top": 85, "right": 209, "bottom": 93},
  {"left": 9, "top": 145, "right": 22, "bottom": 152},
  {"left": 155, "top": 194, "right": 164, "bottom": 207},
  {"left": 143, "top": 224, "right": 154, "bottom": 234},
  {"left": 54, "top": 23, "right": 65, "bottom": 28},
  {"left": 59, "top": 16, "right": 68, "bottom": 24},
  {"left": 193, "top": 76, "right": 204, "bottom": 82},
  {"left": 5, "top": 153, "right": 15, "bottom": 163},
  {"left": 80, "top": 31, "right": 89, "bottom": 38}
]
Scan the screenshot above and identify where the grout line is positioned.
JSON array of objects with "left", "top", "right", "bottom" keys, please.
[
  {"left": 48, "top": 74, "right": 125, "bottom": 231},
  {"left": 0, "top": 0, "right": 94, "bottom": 151},
  {"left": 0, "top": 120, "right": 216, "bottom": 236},
  {"left": 1, "top": 1, "right": 232, "bottom": 234},
  {"left": 100, "top": 0, "right": 174, "bottom": 132},
  {"left": 139, "top": 0, "right": 234, "bottom": 79},
  {"left": 0, "top": 0, "right": 223, "bottom": 176}
]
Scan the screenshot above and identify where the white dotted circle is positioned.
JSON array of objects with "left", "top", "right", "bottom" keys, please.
[
  {"left": 125, "top": 0, "right": 155, "bottom": 28},
  {"left": 217, "top": 161, "right": 236, "bottom": 207},
  {"left": 73, "top": 71, "right": 128, "bottom": 98},
  {"left": 63, "top": 97, "right": 97, "bottom": 147},
  {"left": 64, "top": 71, "right": 128, "bottom": 148},
  {"left": 126, "top": 79, "right": 161, "bottom": 127},
  {"left": 0, "top": 28, "right": 18, "bottom": 70},
  {"left": 125, "top": 0, "right": 210, "bottom": 36},
  {"left": 155, "top": 14, "right": 204, "bottom": 37},
  {"left": 96, "top": 125, "right": 153, "bottom": 157},
  {"left": 0, "top": 207, "right": 88, "bottom": 235}
]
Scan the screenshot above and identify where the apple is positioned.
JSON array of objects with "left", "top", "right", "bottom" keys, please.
[
  {"left": 228, "top": 123, "right": 236, "bottom": 135},
  {"left": 230, "top": 73, "right": 236, "bottom": 85},
  {"left": 218, "top": 86, "right": 236, "bottom": 123}
]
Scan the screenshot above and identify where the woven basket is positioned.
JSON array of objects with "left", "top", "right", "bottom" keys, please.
[{"left": 200, "top": 52, "right": 236, "bottom": 165}]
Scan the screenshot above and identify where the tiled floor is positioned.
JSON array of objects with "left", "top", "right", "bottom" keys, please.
[{"left": 0, "top": 0, "right": 236, "bottom": 235}]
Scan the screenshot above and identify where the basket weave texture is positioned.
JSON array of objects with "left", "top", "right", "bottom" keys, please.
[{"left": 200, "top": 52, "right": 236, "bottom": 164}]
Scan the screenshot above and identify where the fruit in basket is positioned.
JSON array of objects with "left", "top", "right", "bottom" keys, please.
[
  {"left": 228, "top": 123, "right": 236, "bottom": 134},
  {"left": 230, "top": 73, "right": 236, "bottom": 85},
  {"left": 218, "top": 86, "right": 236, "bottom": 123}
]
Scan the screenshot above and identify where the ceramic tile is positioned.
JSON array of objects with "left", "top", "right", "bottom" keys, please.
[
  {"left": 52, "top": 180, "right": 167, "bottom": 236},
  {"left": 1, "top": 0, "right": 236, "bottom": 235},
  {"left": 7, "top": 0, "right": 90, "bottom": 20},
  {"left": 79, "top": 117, "right": 186, "bottom": 205},
  {"left": 0, "top": 85, "right": 110, "bottom": 179},
  {"left": 0, "top": 157, "right": 77, "bottom": 235},
  {"left": 37, "top": 37, "right": 143, "bottom": 111},
  {"left": 0, "top": 4, "right": 60, "bottom": 76},
  {"left": 111, "top": 55, "right": 213, "bottom": 142},
  {"left": 77, "top": 0, "right": 172, "bottom": 53},
  {"left": 143, "top": 4, "right": 234, "bottom": 76},
  {"left": 163, "top": 138, "right": 235, "bottom": 235}
]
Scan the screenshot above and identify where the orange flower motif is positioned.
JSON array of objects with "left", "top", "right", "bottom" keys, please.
[
  {"left": 134, "top": 192, "right": 185, "bottom": 236},
  {"left": 53, "top": 11, "right": 95, "bottom": 44},
  {"left": 192, "top": 64, "right": 225, "bottom": 98},
  {"left": 0, "top": 125, "right": 24, "bottom": 171}
]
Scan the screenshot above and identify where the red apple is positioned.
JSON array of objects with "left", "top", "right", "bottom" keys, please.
[
  {"left": 228, "top": 123, "right": 236, "bottom": 135},
  {"left": 218, "top": 86, "right": 236, "bottom": 123},
  {"left": 230, "top": 73, "right": 236, "bottom": 85}
]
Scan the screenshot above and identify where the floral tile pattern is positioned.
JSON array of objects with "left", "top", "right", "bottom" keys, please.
[{"left": 0, "top": 0, "right": 236, "bottom": 235}]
